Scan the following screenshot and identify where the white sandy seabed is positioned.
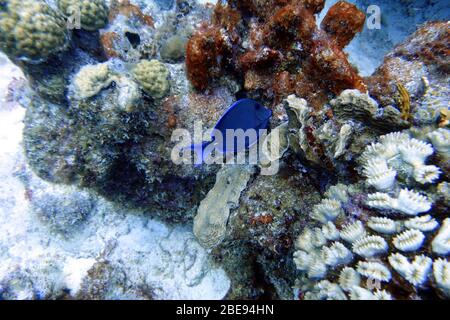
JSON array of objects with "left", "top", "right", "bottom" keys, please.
[{"left": 0, "top": 54, "right": 230, "bottom": 300}]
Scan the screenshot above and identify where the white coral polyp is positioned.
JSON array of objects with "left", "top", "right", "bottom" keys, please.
[
  {"left": 396, "top": 189, "right": 432, "bottom": 216},
  {"left": 406, "top": 255, "right": 432, "bottom": 286},
  {"left": 308, "top": 260, "right": 327, "bottom": 279},
  {"left": 313, "top": 280, "right": 347, "bottom": 300},
  {"left": 390, "top": 254, "right": 433, "bottom": 286},
  {"left": 379, "top": 132, "right": 410, "bottom": 145},
  {"left": 363, "top": 158, "right": 397, "bottom": 190},
  {"left": 349, "top": 286, "right": 378, "bottom": 300},
  {"left": 321, "top": 222, "right": 340, "bottom": 240},
  {"left": 340, "top": 220, "right": 366, "bottom": 243},
  {"left": 398, "top": 139, "right": 434, "bottom": 167},
  {"left": 367, "top": 217, "right": 398, "bottom": 234},
  {"left": 311, "top": 199, "right": 343, "bottom": 223},
  {"left": 352, "top": 235, "right": 388, "bottom": 258},
  {"left": 321, "top": 242, "right": 353, "bottom": 267},
  {"left": 404, "top": 215, "right": 439, "bottom": 232},
  {"left": 427, "top": 128, "right": 450, "bottom": 156},
  {"left": 295, "top": 228, "right": 315, "bottom": 251},
  {"left": 367, "top": 189, "right": 431, "bottom": 216},
  {"left": 392, "top": 229, "right": 425, "bottom": 252},
  {"left": 293, "top": 250, "right": 312, "bottom": 270},
  {"left": 388, "top": 253, "right": 410, "bottom": 278},
  {"left": 433, "top": 258, "right": 450, "bottom": 297},
  {"left": 413, "top": 165, "right": 441, "bottom": 184},
  {"left": 356, "top": 261, "right": 391, "bottom": 282},
  {"left": 432, "top": 218, "right": 450, "bottom": 255},
  {"left": 338, "top": 267, "right": 361, "bottom": 292}
]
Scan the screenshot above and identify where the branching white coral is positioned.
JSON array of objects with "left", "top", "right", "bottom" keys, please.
[
  {"left": 404, "top": 215, "right": 439, "bottom": 232},
  {"left": 340, "top": 220, "right": 366, "bottom": 243},
  {"left": 366, "top": 189, "right": 431, "bottom": 216},
  {"left": 373, "top": 290, "right": 393, "bottom": 300},
  {"left": 338, "top": 267, "right": 361, "bottom": 292},
  {"left": 312, "top": 228, "right": 327, "bottom": 247},
  {"left": 413, "top": 165, "right": 441, "bottom": 184},
  {"left": 392, "top": 229, "right": 425, "bottom": 252},
  {"left": 406, "top": 255, "right": 433, "bottom": 286},
  {"left": 427, "top": 128, "right": 450, "bottom": 158},
  {"left": 389, "top": 253, "right": 433, "bottom": 286},
  {"left": 396, "top": 189, "right": 432, "bottom": 215},
  {"left": 321, "top": 242, "right": 353, "bottom": 267},
  {"left": 308, "top": 259, "right": 327, "bottom": 279},
  {"left": 295, "top": 228, "right": 316, "bottom": 252},
  {"left": 398, "top": 138, "right": 434, "bottom": 167},
  {"left": 363, "top": 158, "right": 397, "bottom": 190},
  {"left": 293, "top": 250, "right": 312, "bottom": 271},
  {"left": 367, "top": 217, "right": 398, "bottom": 234},
  {"left": 433, "top": 258, "right": 450, "bottom": 297},
  {"left": 356, "top": 261, "right": 392, "bottom": 282},
  {"left": 361, "top": 132, "right": 441, "bottom": 186},
  {"left": 308, "top": 280, "right": 347, "bottom": 300},
  {"left": 349, "top": 286, "right": 379, "bottom": 300},
  {"left": 432, "top": 218, "right": 450, "bottom": 255},
  {"left": 379, "top": 132, "right": 410, "bottom": 146},
  {"left": 311, "top": 199, "right": 343, "bottom": 223},
  {"left": 352, "top": 235, "right": 388, "bottom": 258},
  {"left": 324, "top": 184, "right": 352, "bottom": 203},
  {"left": 388, "top": 253, "right": 410, "bottom": 278},
  {"left": 321, "top": 222, "right": 340, "bottom": 241}
]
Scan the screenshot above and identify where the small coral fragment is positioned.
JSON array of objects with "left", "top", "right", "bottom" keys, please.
[
  {"left": 352, "top": 235, "right": 388, "bottom": 258},
  {"left": 366, "top": 189, "right": 431, "bottom": 216},
  {"left": 311, "top": 199, "right": 343, "bottom": 223},
  {"left": 392, "top": 229, "right": 425, "bottom": 252},
  {"left": 73, "top": 63, "right": 115, "bottom": 100},
  {"left": 338, "top": 267, "right": 361, "bottom": 291},
  {"left": 132, "top": 60, "right": 170, "bottom": 98},
  {"left": 367, "top": 217, "right": 398, "bottom": 234},
  {"left": 340, "top": 220, "right": 366, "bottom": 244},
  {"left": 356, "top": 261, "right": 392, "bottom": 282},
  {"left": 432, "top": 218, "right": 450, "bottom": 255},
  {"left": 433, "top": 258, "right": 450, "bottom": 298}
]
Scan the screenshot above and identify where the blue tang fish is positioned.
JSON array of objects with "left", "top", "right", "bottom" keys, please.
[{"left": 189, "top": 98, "right": 272, "bottom": 165}]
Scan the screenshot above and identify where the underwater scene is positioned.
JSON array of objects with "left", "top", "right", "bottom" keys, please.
[{"left": 0, "top": 0, "right": 449, "bottom": 301}]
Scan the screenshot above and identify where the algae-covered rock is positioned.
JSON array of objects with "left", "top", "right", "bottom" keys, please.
[
  {"left": 132, "top": 59, "right": 170, "bottom": 98},
  {"left": 160, "top": 35, "right": 187, "bottom": 62},
  {"left": 0, "top": 0, "right": 69, "bottom": 62},
  {"left": 194, "top": 165, "right": 255, "bottom": 248},
  {"left": 57, "top": 0, "right": 109, "bottom": 31}
]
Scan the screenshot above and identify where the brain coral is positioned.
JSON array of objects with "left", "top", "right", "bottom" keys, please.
[
  {"left": 57, "top": 0, "right": 109, "bottom": 31},
  {"left": 293, "top": 131, "right": 449, "bottom": 300},
  {"left": 0, "top": 0, "right": 69, "bottom": 62},
  {"left": 132, "top": 59, "right": 170, "bottom": 98}
]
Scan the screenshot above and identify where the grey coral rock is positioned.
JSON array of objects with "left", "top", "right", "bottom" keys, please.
[{"left": 193, "top": 165, "right": 254, "bottom": 248}]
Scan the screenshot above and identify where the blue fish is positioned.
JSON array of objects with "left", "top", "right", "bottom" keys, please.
[{"left": 188, "top": 98, "right": 272, "bottom": 165}]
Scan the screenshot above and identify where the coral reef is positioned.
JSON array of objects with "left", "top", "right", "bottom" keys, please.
[
  {"left": 293, "top": 132, "right": 449, "bottom": 300},
  {"left": 0, "top": 0, "right": 448, "bottom": 301},
  {"left": 185, "top": 0, "right": 367, "bottom": 109},
  {"left": 0, "top": 0, "right": 69, "bottom": 62}
]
